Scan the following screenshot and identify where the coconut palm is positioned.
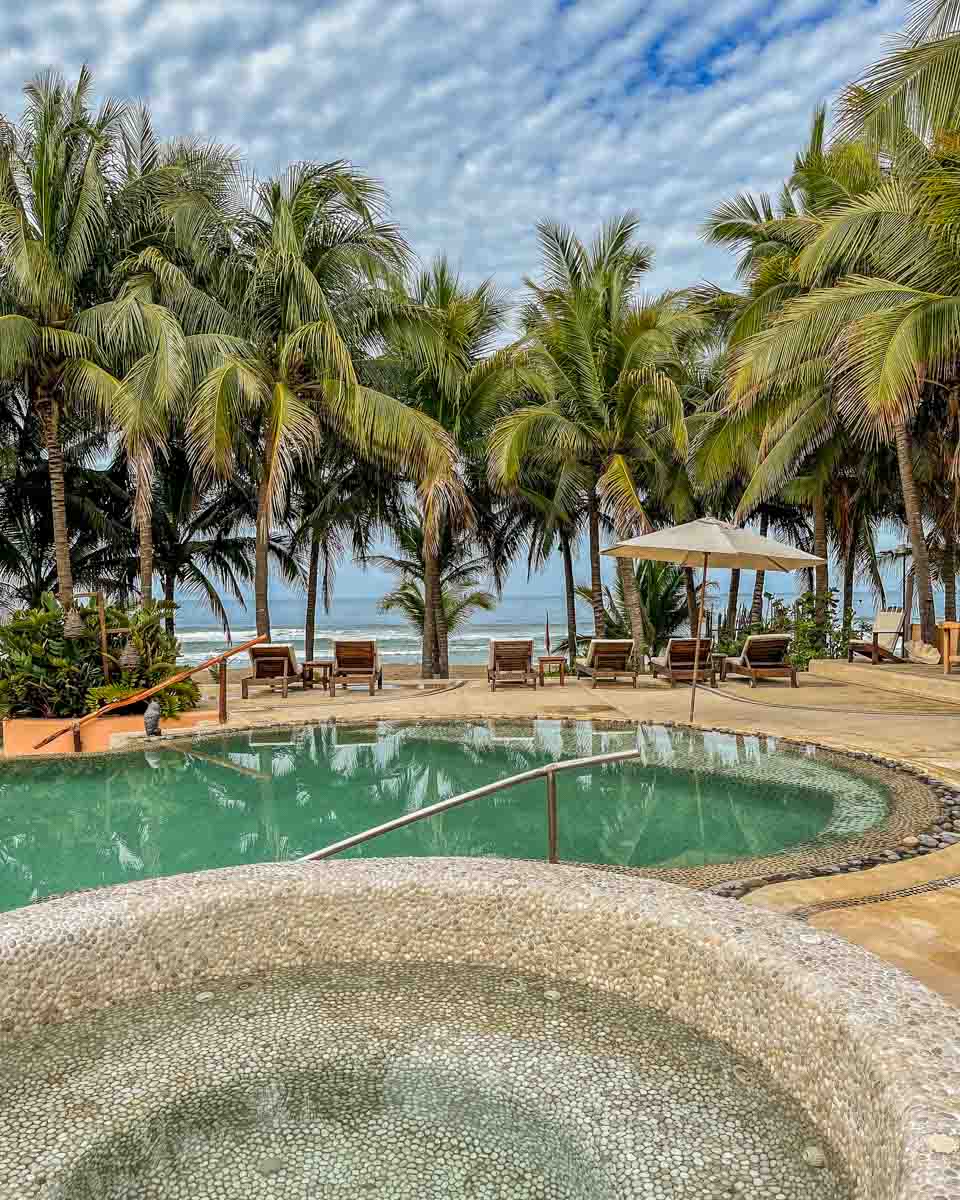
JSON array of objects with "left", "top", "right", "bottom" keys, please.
[
  {"left": 368, "top": 512, "right": 496, "bottom": 673},
  {"left": 490, "top": 215, "right": 701, "bottom": 648},
  {"left": 0, "top": 69, "right": 128, "bottom": 609},
  {"left": 186, "top": 164, "right": 461, "bottom": 640},
  {"left": 378, "top": 256, "right": 513, "bottom": 677}
]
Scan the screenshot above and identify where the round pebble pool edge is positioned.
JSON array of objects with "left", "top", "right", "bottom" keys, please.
[{"left": 1, "top": 858, "right": 959, "bottom": 1199}]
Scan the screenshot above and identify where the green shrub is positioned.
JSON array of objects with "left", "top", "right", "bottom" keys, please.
[{"left": 0, "top": 594, "right": 199, "bottom": 719}]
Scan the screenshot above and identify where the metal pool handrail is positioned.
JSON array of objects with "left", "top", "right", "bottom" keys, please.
[{"left": 299, "top": 747, "right": 645, "bottom": 864}]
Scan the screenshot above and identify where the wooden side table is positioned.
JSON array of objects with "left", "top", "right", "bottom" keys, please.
[
  {"left": 538, "top": 655, "right": 566, "bottom": 686},
  {"left": 943, "top": 623, "right": 960, "bottom": 675},
  {"left": 303, "top": 658, "right": 334, "bottom": 694}
]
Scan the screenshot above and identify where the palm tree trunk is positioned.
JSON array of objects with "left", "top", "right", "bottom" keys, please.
[
  {"left": 305, "top": 530, "right": 321, "bottom": 661},
  {"left": 724, "top": 569, "right": 741, "bottom": 640},
  {"left": 895, "top": 420, "right": 936, "bottom": 644},
  {"left": 812, "top": 488, "right": 829, "bottom": 625},
  {"left": 163, "top": 572, "right": 176, "bottom": 637},
  {"left": 135, "top": 460, "right": 154, "bottom": 606},
  {"left": 36, "top": 384, "right": 74, "bottom": 609},
  {"left": 843, "top": 532, "right": 857, "bottom": 620},
  {"left": 684, "top": 568, "right": 698, "bottom": 633},
  {"left": 945, "top": 525, "right": 957, "bottom": 623},
  {"left": 617, "top": 558, "right": 647, "bottom": 663},
  {"left": 254, "top": 431, "right": 275, "bottom": 640},
  {"left": 587, "top": 485, "right": 605, "bottom": 637},
  {"left": 750, "top": 511, "right": 769, "bottom": 625},
  {"left": 560, "top": 530, "right": 578, "bottom": 669},
  {"left": 433, "top": 554, "right": 449, "bottom": 679},
  {"left": 422, "top": 551, "right": 437, "bottom": 679}
]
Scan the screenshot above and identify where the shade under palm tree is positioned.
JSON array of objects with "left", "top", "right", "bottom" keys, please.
[{"left": 603, "top": 517, "right": 825, "bottom": 720}]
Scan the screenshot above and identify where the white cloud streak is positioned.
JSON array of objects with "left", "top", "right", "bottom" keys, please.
[{"left": 1, "top": 0, "right": 904, "bottom": 297}]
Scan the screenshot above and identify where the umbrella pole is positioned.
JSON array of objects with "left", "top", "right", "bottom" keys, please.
[{"left": 689, "top": 552, "right": 709, "bottom": 724}]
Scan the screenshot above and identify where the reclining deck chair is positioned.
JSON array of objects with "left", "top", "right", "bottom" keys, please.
[
  {"left": 847, "top": 608, "right": 906, "bottom": 665},
  {"left": 649, "top": 638, "right": 715, "bottom": 687},
  {"left": 721, "top": 633, "right": 797, "bottom": 687},
  {"left": 241, "top": 644, "right": 305, "bottom": 699},
  {"left": 575, "top": 639, "right": 637, "bottom": 688}
]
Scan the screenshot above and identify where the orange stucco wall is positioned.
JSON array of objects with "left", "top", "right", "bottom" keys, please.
[{"left": 1, "top": 710, "right": 219, "bottom": 757}]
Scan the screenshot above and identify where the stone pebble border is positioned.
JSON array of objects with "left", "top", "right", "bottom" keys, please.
[{"left": 1, "top": 860, "right": 959, "bottom": 1200}]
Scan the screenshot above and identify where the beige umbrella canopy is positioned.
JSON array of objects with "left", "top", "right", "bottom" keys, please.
[{"left": 602, "top": 517, "right": 826, "bottom": 721}]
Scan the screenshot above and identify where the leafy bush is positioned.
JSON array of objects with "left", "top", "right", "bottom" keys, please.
[
  {"left": 717, "top": 589, "right": 861, "bottom": 671},
  {"left": 0, "top": 594, "right": 199, "bottom": 719}
]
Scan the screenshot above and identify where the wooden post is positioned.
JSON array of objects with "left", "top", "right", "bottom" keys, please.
[
  {"left": 218, "top": 666, "right": 228, "bottom": 723},
  {"left": 72, "top": 723, "right": 82, "bottom": 753},
  {"left": 689, "top": 552, "right": 710, "bottom": 724}
]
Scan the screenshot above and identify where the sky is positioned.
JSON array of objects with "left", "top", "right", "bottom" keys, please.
[{"left": 1, "top": 0, "right": 908, "bottom": 621}]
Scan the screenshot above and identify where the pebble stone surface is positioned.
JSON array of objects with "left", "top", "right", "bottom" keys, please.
[
  {"left": 3, "top": 963, "right": 849, "bottom": 1200},
  {"left": 0, "top": 858, "right": 958, "bottom": 1200}
]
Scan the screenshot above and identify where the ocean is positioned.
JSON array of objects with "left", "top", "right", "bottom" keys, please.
[{"left": 173, "top": 587, "right": 899, "bottom": 667}]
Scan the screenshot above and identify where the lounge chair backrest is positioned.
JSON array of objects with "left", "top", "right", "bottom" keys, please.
[
  {"left": 664, "top": 637, "right": 712, "bottom": 665},
  {"left": 334, "top": 640, "right": 378, "bottom": 670},
  {"left": 248, "top": 643, "right": 298, "bottom": 679},
  {"left": 585, "top": 638, "right": 634, "bottom": 668},
  {"left": 491, "top": 639, "right": 533, "bottom": 670},
  {"left": 872, "top": 608, "right": 904, "bottom": 652},
  {"left": 741, "top": 634, "right": 791, "bottom": 665}
]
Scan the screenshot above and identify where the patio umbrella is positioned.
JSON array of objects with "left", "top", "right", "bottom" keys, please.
[{"left": 602, "top": 517, "right": 826, "bottom": 722}]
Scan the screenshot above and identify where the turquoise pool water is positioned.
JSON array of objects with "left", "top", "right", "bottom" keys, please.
[{"left": 0, "top": 721, "right": 890, "bottom": 912}]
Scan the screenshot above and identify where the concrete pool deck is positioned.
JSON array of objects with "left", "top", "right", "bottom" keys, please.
[{"left": 187, "top": 664, "right": 960, "bottom": 1008}]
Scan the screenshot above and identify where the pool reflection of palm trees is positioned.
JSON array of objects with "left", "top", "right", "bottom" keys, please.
[{"left": 0, "top": 722, "right": 887, "bottom": 911}]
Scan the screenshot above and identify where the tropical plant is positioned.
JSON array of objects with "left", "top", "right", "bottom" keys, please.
[
  {"left": 378, "top": 256, "right": 514, "bottom": 676},
  {"left": 379, "top": 577, "right": 495, "bottom": 638},
  {"left": 0, "top": 593, "right": 198, "bottom": 718},
  {"left": 0, "top": 70, "right": 128, "bottom": 609},
  {"left": 186, "top": 163, "right": 459, "bottom": 640},
  {"left": 368, "top": 512, "right": 497, "bottom": 671},
  {"left": 490, "top": 215, "right": 702, "bottom": 648}
]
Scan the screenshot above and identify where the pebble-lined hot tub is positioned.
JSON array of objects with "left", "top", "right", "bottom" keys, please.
[
  {"left": 0, "top": 860, "right": 958, "bottom": 1200},
  {"left": 9, "top": 964, "right": 848, "bottom": 1199}
]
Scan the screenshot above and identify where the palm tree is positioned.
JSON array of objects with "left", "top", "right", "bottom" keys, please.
[
  {"left": 187, "top": 164, "right": 460, "bottom": 640},
  {"left": 490, "top": 216, "right": 700, "bottom": 650},
  {"left": 378, "top": 257, "right": 513, "bottom": 677},
  {"left": 379, "top": 578, "right": 495, "bottom": 642},
  {"left": 368, "top": 512, "right": 496, "bottom": 674},
  {"left": 146, "top": 444, "right": 258, "bottom": 637},
  {"left": 286, "top": 447, "right": 403, "bottom": 661},
  {"left": 0, "top": 69, "right": 127, "bottom": 609}
]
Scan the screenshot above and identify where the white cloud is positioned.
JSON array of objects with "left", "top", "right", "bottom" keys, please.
[{"left": 0, "top": 0, "right": 906, "bottom": 300}]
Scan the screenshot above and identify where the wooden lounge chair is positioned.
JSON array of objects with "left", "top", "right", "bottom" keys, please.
[
  {"left": 575, "top": 639, "right": 637, "bottom": 688},
  {"left": 331, "top": 640, "right": 383, "bottom": 696},
  {"left": 487, "top": 639, "right": 536, "bottom": 691},
  {"left": 847, "top": 608, "right": 906, "bottom": 665},
  {"left": 721, "top": 633, "right": 797, "bottom": 688},
  {"left": 649, "top": 638, "right": 715, "bottom": 687},
  {"left": 241, "top": 643, "right": 305, "bottom": 699}
]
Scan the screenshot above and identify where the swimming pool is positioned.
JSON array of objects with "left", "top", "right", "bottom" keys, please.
[{"left": 0, "top": 720, "right": 895, "bottom": 911}]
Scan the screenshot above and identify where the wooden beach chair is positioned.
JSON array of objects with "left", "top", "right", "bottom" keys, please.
[
  {"left": 487, "top": 639, "right": 536, "bottom": 691},
  {"left": 721, "top": 633, "right": 797, "bottom": 688},
  {"left": 575, "top": 639, "right": 637, "bottom": 688},
  {"left": 331, "top": 640, "right": 383, "bottom": 695},
  {"left": 241, "top": 643, "right": 305, "bottom": 699},
  {"left": 847, "top": 608, "right": 906, "bottom": 665},
  {"left": 649, "top": 638, "right": 715, "bottom": 687}
]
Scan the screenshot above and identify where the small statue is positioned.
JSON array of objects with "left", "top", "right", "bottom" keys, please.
[{"left": 144, "top": 698, "right": 162, "bottom": 738}]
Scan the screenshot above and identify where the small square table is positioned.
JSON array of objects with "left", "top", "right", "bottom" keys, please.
[
  {"left": 538, "top": 655, "right": 567, "bottom": 687},
  {"left": 303, "top": 658, "right": 334, "bottom": 694}
]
